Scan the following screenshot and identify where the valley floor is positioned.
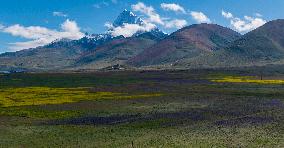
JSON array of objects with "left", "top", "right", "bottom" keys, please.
[{"left": 0, "top": 69, "right": 283, "bottom": 147}]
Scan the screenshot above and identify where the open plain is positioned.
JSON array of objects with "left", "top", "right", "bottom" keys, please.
[{"left": 0, "top": 68, "right": 283, "bottom": 147}]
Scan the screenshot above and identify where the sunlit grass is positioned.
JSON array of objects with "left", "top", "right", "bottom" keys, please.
[
  {"left": 211, "top": 75, "right": 284, "bottom": 84},
  {"left": 0, "top": 87, "right": 163, "bottom": 107}
]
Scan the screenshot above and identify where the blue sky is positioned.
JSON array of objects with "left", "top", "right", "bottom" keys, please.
[{"left": 0, "top": 0, "right": 283, "bottom": 53}]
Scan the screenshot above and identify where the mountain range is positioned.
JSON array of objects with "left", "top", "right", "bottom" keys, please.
[{"left": 0, "top": 10, "right": 283, "bottom": 72}]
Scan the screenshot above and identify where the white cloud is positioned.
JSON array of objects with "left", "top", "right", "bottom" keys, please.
[
  {"left": 2, "top": 19, "right": 84, "bottom": 51},
  {"left": 131, "top": 2, "right": 190, "bottom": 29},
  {"left": 221, "top": 10, "right": 233, "bottom": 19},
  {"left": 222, "top": 10, "right": 266, "bottom": 33},
  {"left": 61, "top": 19, "right": 81, "bottom": 33},
  {"left": 131, "top": 2, "right": 164, "bottom": 25},
  {"left": 161, "top": 3, "right": 186, "bottom": 13},
  {"left": 3, "top": 24, "right": 57, "bottom": 39},
  {"left": 107, "top": 22, "right": 156, "bottom": 37},
  {"left": 8, "top": 39, "right": 51, "bottom": 51},
  {"left": 190, "top": 11, "right": 211, "bottom": 23},
  {"left": 53, "top": 11, "right": 67, "bottom": 17},
  {"left": 165, "top": 19, "right": 187, "bottom": 29}
]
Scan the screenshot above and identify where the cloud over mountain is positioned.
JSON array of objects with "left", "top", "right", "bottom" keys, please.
[
  {"left": 1, "top": 19, "right": 84, "bottom": 51},
  {"left": 190, "top": 11, "right": 211, "bottom": 23},
  {"left": 165, "top": 19, "right": 187, "bottom": 29},
  {"left": 222, "top": 10, "right": 266, "bottom": 33},
  {"left": 132, "top": 2, "right": 164, "bottom": 25},
  {"left": 104, "top": 9, "right": 158, "bottom": 37},
  {"left": 107, "top": 22, "right": 156, "bottom": 37},
  {"left": 131, "top": 2, "right": 190, "bottom": 30}
]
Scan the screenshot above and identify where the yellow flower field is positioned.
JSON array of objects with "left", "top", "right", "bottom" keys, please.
[
  {"left": 0, "top": 87, "right": 163, "bottom": 107},
  {"left": 211, "top": 75, "right": 284, "bottom": 84}
]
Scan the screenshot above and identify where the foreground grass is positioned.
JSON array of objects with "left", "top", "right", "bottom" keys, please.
[
  {"left": 0, "top": 123, "right": 282, "bottom": 148},
  {"left": 0, "top": 71, "right": 283, "bottom": 147}
]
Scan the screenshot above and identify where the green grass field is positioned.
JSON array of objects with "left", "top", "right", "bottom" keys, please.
[{"left": 0, "top": 70, "right": 283, "bottom": 147}]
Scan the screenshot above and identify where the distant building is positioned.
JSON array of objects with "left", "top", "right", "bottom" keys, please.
[{"left": 104, "top": 64, "right": 126, "bottom": 71}]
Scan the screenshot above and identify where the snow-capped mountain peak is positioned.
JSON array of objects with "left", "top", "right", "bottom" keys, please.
[
  {"left": 107, "top": 9, "right": 167, "bottom": 38},
  {"left": 112, "top": 9, "right": 144, "bottom": 27},
  {"left": 46, "top": 10, "right": 167, "bottom": 49}
]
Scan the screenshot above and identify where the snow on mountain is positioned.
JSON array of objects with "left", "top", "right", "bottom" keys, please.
[
  {"left": 46, "top": 9, "right": 166, "bottom": 50},
  {"left": 107, "top": 9, "right": 166, "bottom": 38},
  {"left": 113, "top": 9, "right": 145, "bottom": 27}
]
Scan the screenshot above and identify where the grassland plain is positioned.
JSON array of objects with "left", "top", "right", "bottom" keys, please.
[{"left": 0, "top": 69, "right": 283, "bottom": 147}]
